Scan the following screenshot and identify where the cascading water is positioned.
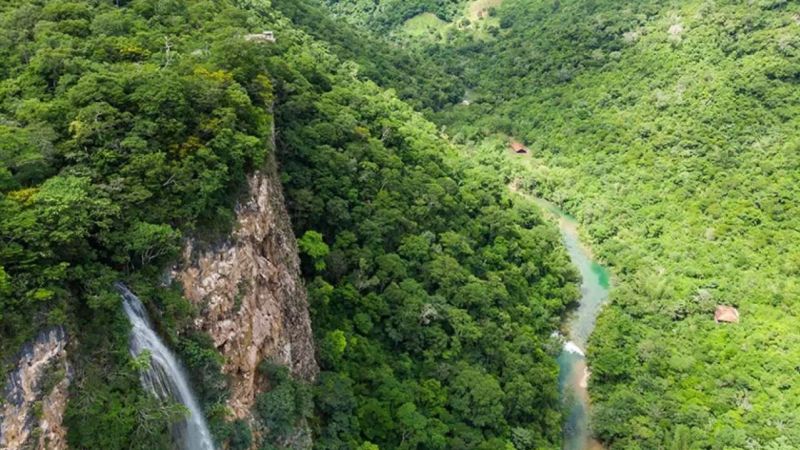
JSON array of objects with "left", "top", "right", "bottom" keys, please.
[{"left": 116, "top": 283, "right": 215, "bottom": 450}]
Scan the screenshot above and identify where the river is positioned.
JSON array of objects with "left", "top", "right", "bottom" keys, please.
[{"left": 536, "top": 199, "right": 610, "bottom": 450}]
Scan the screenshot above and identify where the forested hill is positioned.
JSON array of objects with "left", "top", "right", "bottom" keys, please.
[
  {"left": 5, "top": 0, "right": 797, "bottom": 448},
  {"left": 271, "top": 0, "right": 466, "bottom": 111},
  {"left": 319, "top": 0, "right": 469, "bottom": 31},
  {"left": 0, "top": 1, "right": 577, "bottom": 449},
  {"left": 317, "top": 0, "right": 800, "bottom": 448}
]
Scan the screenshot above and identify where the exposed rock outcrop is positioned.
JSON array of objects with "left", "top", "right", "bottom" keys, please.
[
  {"left": 0, "top": 327, "right": 71, "bottom": 450},
  {"left": 174, "top": 148, "right": 318, "bottom": 419}
]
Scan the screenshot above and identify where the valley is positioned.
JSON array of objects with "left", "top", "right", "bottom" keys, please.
[
  {"left": 1, "top": 0, "right": 799, "bottom": 449},
  {"left": 534, "top": 196, "right": 611, "bottom": 450}
]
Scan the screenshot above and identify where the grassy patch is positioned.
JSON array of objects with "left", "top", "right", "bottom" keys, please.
[
  {"left": 401, "top": 12, "right": 449, "bottom": 40},
  {"left": 467, "top": 0, "right": 503, "bottom": 21},
  {"left": 399, "top": 2, "right": 504, "bottom": 43}
]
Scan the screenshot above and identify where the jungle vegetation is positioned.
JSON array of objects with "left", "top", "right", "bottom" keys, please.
[
  {"left": 318, "top": 0, "right": 800, "bottom": 448},
  {"left": 0, "top": 0, "right": 577, "bottom": 449},
  {"left": 5, "top": 0, "right": 797, "bottom": 448}
]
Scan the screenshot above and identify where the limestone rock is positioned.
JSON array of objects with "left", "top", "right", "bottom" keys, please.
[
  {"left": 0, "top": 327, "right": 71, "bottom": 450},
  {"left": 174, "top": 149, "right": 318, "bottom": 419}
]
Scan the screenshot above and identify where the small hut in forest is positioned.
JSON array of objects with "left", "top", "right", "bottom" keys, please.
[
  {"left": 510, "top": 140, "right": 529, "bottom": 154},
  {"left": 714, "top": 305, "right": 739, "bottom": 323}
]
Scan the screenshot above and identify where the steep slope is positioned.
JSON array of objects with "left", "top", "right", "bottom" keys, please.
[
  {"left": 274, "top": 78, "right": 578, "bottom": 448},
  {"left": 0, "top": 1, "right": 319, "bottom": 448},
  {"left": 269, "top": 3, "right": 579, "bottom": 447},
  {"left": 272, "top": 0, "right": 466, "bottom": 111},
  {"left": 0, "top": 327, "right": 70, "bottom": 450},
  {"left": 1, "top": 1, "right": 580, "bottom": 449},
  {"left": 422, "top": 0, "right": 800, "bottom": 448},
  {"left": 315, "top": 0, "right": 800, "bottom": 447},
  {"left": 174, "top": 149, "right": 318, "bottom": 419}
]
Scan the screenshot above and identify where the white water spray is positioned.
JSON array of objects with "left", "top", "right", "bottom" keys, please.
[
  {"left": 117, "top": 283, "right": 215, "bottom": 450},
  {"left": 563, "top": 341, "right": 586, "bottom": 356}
]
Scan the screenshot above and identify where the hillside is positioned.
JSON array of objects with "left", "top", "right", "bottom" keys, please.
[
  {"left": 314, "top": 0, "right": 800, "bottom": 448},
  {"left": 0, "top": 1, "right": 576, "bottom": 449},
  {"left": 354, "top": 0, "right": 800, "bottom": 447},
  {"left": 4, "top": 0, "right": 797, "bottom": 449}
]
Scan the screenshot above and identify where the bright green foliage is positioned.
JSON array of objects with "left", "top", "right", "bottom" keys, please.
[
  {"left": 0, "top": 0, "right": 274, "bottom": 339},
  {"left": 272, "top": 0, "right": 464, "bottom": 110},
  {"left": 0, "top": 0, "right": 277, "bottom": 446},
  {"left": 1, "top": 0, "right": 589, "bottom": 449},
  {"left": 125, "top": 222, "right": 181, "bottom": 269},
  {"left": 449, "top": 367, "right": 505, "bottom": 429},
  {"left": 272, "top": 0, "right": 466, "bottom": 111},
  {"left": 320, "top": 0, "right": 467, "bottom": 31},
  {"left": 349, "top": 0, "right": 800, "bottom": 447},
  {"left": 299, "top": 230, "right": 331, "bottom": 272}
]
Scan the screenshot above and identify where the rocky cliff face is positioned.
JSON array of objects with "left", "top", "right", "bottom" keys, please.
[
  {"left": 174, "top": 149, "right": 318, "bottom": 419},
  {"left": 0, "top": 128, "right": 317, "bottom": 449},
  {"left": 0, "top": 327, "right": 71, "bottom": 450}
]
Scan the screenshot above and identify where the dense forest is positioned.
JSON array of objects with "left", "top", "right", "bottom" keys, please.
[
  {"left": 275, "top": 59, "right": 576, "bottom": 450},
  {"left": 0, "top": 0, "right": 578, "bottom": 449},
  {"left": 0, "top": 1, "right": 289, "bottom": 447},
  {"left": 443, "top": 1, "right": 800, "bottom": 448},
  {"left": 315, "top": 0, "right": 800, "bottom": 448},
  {"left": 3, "top": 0, "right": 799, "bottom": 449}
]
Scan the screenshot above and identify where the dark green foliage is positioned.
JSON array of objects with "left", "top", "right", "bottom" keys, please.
[
  {"left": 272, "top": 0, "right": 466, "bottom": 111},
  {"left": 230, "top": 419, "right": 254, "bottom": 450},
  {"left": 302, "top": 0, "right": 800, "bottom": 447},
  {"left": 256, "top": 360, "right": 314, "bottom": 441},
  {"left": 0, "top": 0, "right": 274, "bottom": 351},
  {"left": 177, "top": 331, "right": 227, "bottom": 408},
  {"left": 271, "top": 21, "right": 577, "bottom": 446},
  {"left": 212, "top": 418, "right": 256, "bottom": 450},
  {"left": 2, "top": 0, "right": 583, "bottom": 449},
  {"left": 176, "top": 329, "right": 231, "bottom": 440},
  {"left": 63, "top": 304, "right": 179, "bottom": 449},
  {"left": 321, "top": 0, "right": 466, "bottom": 31},
  {"left": 256, "top": 382, "right": 304, "bottom": 437}
]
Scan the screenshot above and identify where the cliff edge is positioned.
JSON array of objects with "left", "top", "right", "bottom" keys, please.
[{"left": 174, "top": 147, "right": 318, "bottom": 419}]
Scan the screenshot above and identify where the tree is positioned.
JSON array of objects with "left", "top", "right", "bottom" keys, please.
[
  {"left": 449, "top": 368, "right": 505, "bottom": 430},
  {"left": 298, "top": 230, "right": 330, "bottom": 272},
  {"left": 124, "top": 222, "right": 181, "bottom": 268},
  {"left": 396, "top": 402, "right": 427, "bottom": 448}
]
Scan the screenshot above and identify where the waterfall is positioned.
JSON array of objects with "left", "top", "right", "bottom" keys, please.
[{"left": 116, "top": 283, "right": 215, "bottom": 450}]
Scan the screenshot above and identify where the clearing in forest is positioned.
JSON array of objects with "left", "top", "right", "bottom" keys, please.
[
  {"left": 402, "top": 13, "right": 448, "bottom": 39},
  {"left": 402, "top": 0, "right": 504, "bottom": 41},
  {"left": 468, "top": 0, "right": 503, "bottom": 20}
]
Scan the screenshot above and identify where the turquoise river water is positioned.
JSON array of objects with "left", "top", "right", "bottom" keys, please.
[{"left": 537, "top": 199, "right": 611, "bottom": 450}]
